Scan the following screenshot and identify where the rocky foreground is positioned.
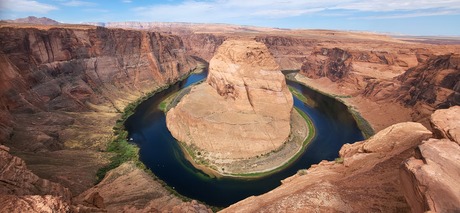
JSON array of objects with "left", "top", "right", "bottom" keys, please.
[
  {"left": 223, "top": 106, "right": 460, "bottom": 212},
  {"left": 166, "top": 39, "right": 296, "bottom": 174}
]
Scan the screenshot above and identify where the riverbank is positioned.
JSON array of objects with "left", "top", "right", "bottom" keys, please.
[
  {"left": 159, "top": 75, "right": 317, "bottom": 178},
  {"left": 176, "top": 107, "right": 315, "bottom": 178},
  {"left": 290, "top": 73, "right": 413, "bottom": 134},
  {"left": 98, "top": 64, "right": 207, "bottom": 181}
]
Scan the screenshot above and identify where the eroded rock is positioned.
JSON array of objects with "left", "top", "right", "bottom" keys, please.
[
  {"left": 222, "top": 122, "right": 432, "bottom": 212},
  {"left": 430, "top": 105, "right": 460, "bottom": 144},
  {"left": 166, "top": 39, "right": 293, "bottom": 160},
  {"left": 400, "top": 106, "right": 460, "bottom": 213},
  {"left": 0, "top": 195, "right": 70, "bottom": 213},
  {"left": 0, "top": 145, "right": 71, "bottom": 200},
  {"left": 75, "top": 162, "right": 211, "bottom": 212}
]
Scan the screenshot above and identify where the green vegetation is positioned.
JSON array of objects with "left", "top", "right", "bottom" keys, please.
[
  {"left": 348, "top": 107, "right": 375, "bottom": 138},
  {"left": 297, "top": 169, "right": 308, "bottom": 176},
  {"left": 158, "top": 91, "right": 179, "bottom": 112},
  {"left": 288, "top": 85, "right": 308, "bottom": 103},
  {"left": 158, "top": 78, "right": 204, "bottom": 113},
  {"left": 334, "top": 157, "right": 344, "bottom": 164},
  {"left": 97, "top": 64, "right": 206, "bottom": 182}
]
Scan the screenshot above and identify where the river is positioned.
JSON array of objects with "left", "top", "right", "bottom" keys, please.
[{"left": 124, "top": 70, "right": 364, "bottom": 207}]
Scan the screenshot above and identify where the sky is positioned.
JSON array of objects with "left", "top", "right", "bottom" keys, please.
[{"left": 1, "top": 0, "right": 460, "bottom": 36}]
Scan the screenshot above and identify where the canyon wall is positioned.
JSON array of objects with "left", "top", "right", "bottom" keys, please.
[
  {"left": 0, "top": 24, "right": 199, "bottom": 195},
  {"left": 0, "top": 25, "right": 197, "bottom": 149}
]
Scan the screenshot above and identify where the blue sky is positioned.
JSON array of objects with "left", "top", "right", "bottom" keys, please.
[{"left": 1, "top": 0, "right": 460, "bottom": 36}]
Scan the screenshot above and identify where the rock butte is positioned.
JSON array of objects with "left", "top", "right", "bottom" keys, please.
[{"left": 166, "top": 39, "right": 294, "bottom": 160}]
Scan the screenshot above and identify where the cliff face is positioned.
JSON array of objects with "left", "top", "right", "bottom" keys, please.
[
  {"left": 301, "top": 48, "right": 353, "bottom": 82},
  {"left": 180, "top": 33, "right": 226, "bottom": 61},
  {"left": 297, "top": 42, "right": 459, "bottom": 128},
  {"left": 0, "top": 26, "right": 197, "bottom": 149},
  {"left": 0, "top": 26, "right": 196, "bottom": 114},
  {"left": 0, "top": 25, "right": 198, "bottom": 195},
  {"left": 363, "top": 54, "right": 460, "bottom": 124},
  {"left": 400, "top": 106, "right": 460, "bottom": 213},
  {"left": 396, "top": 54, "right": 460, "bottom": 108}
]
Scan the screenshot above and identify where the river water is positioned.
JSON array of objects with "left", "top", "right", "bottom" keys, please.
[{"left": 124, "top": 70, "right": 364, "bottom": 207}]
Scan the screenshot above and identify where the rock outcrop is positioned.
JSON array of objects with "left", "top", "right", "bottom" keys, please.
[
  {"left": 0, "top": 195, "right": 71, "bottom": 213},
  {"left": 0, "top": 145, "right": 71, "bottom": 200},
  {"left": 0, "top": 145, "right": 72, "bottom": 212},
  {"left": 301, "top": 47, "right": 353, "bottom": 82},
  {"left": 222, "top": 122, "right": 432, "bottom": 212},
  {"left": 363, "top": 54, "right": 460, "bottom": 126},
  {"left": 167, "top": 39, "right": 293, "bottom": 162},
  {"left": 400, "top": 106, "right": 460, "bottom": 213},
  {"left": 75, "top": 162, "right": 211, "bottom": 212},
  {"left": 430, "top": 105, "right": 460, "bottom": 144}
]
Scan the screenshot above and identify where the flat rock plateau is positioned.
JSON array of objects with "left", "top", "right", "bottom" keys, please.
[{"left": 0, "top": 19, "right": 459, "bottom": 212}]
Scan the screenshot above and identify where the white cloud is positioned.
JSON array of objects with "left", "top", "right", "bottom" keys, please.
[
  {"left": 132, "top": 0, "right": 460, "bottom": 22},
  {"left": 0, "top": 0, "right": 58, "bottom": 13},
  {"left": 336, "top": 0, "right": 460, "bottom": 12},
  {"left": 61, "top": 0, "right": 96, "bottom": 7},
  {"left": 356, "top": 10, "right": 460, "bottom": 19}
]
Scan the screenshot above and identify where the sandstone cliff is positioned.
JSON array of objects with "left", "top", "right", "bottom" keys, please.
[
  {"left": 363, "top": 54, "right": 460, "bottom": 126},
  {"left": 167, "top": 39, "right": 294, "bottom": 166},
  {"left": 0, "top": 24, "right": 198, "bottom": 195}
]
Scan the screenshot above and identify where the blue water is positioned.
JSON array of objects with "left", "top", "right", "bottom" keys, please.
[{"left": 125, "top": 71, "right": 364, "bottom": 207}]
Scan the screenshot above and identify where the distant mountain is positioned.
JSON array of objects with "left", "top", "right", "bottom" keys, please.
[
  {"left": 82, "top": 21, "right": 287, "bottom": 34},
  {"left": 6, "top": 16, "right": 60, "bottom": 25}
]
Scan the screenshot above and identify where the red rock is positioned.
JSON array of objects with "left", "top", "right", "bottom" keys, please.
[
  {"left": 430, "top": 105, "right": 460, "bottom": 144},
  {"left": 167, "top": 39, "right": 293, "bottom": 161}
]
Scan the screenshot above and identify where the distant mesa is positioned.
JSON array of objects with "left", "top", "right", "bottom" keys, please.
[{"left": 5, "top": 16, "right": 60, "bottom": 25}]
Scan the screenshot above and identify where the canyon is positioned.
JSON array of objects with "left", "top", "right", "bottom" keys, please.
[{"left": 0, "top": 19, "right": 459, "bottom": 212}]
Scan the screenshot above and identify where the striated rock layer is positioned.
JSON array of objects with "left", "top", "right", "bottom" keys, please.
[
  {"left": 167, "top": 39, "right": 293, "bottom": 160},
  {"left": 0, "top": 24, "right": 198, "bottom": 194}
]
